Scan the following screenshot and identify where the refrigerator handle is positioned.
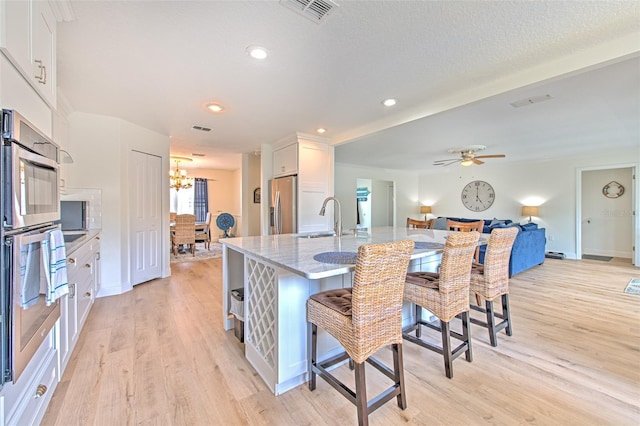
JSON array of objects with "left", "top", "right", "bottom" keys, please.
[{"left": 274, "top": 191, "right": 281, "bottom": 234}]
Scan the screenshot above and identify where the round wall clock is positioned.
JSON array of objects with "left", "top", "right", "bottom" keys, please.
[{"left": 461, "top": 180, "right": 495, "bottom": 212}]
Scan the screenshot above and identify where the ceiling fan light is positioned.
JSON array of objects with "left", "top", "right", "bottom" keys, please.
[{"left": 460, "top": 160, "right": 473, "bottom": 166}]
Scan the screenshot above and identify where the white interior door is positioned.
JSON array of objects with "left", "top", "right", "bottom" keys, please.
[{"left": 130, "top": 150, "right": 162, "bottom": 285}]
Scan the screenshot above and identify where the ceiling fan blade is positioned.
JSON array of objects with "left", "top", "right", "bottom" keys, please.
[
  {"left": 433, "top": 159, "right": 461, "bottom": 166},
  {"left": 433, "top": 157, "right": 460, "bottom": 164},
  {"left": 472, "top": 159, "right": 485, "bottom": 165},
  {"left": 474, "top": 154, "right": 506, "bottom": 159}
]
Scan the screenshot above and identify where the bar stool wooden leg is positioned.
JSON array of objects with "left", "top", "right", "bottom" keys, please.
[
  {"left": 415, "top": 305, "right": 422, "bottom": 338},
  {"left": 309, "top": 323, "right": 317, "bottom": 391},
  {"left": 440, "top": 321, "right": 453, "bottom": 379},
  {"left": 392, "top": 343, "right": 407, "bottom": 409},
  {"left": 354, "top": 362, "right": 368, "bottom": 426},
  {"left": 502, "top": 294, "right": 513, "bottom": 336},
  {"left": 485, "top": 299, "right": 497, "bottom": 347},
  {"left": 462, "top": 311, "right": 473, "bottom": 362}
]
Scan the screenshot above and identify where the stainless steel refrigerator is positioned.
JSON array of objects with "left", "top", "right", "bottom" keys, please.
[{"left": 269, "top": 175, "right": 297, "bottom": 234}]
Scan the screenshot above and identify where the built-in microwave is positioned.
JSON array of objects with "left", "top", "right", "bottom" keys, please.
[{"left": 1, "top": 110, "right": 60, "bottom": 230}]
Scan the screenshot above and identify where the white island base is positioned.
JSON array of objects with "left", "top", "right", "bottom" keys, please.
[{"left": 222, "top": 227, "right": 453, "bottom": 395}]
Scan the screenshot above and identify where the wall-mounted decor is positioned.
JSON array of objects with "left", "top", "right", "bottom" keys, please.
[
  {"left": 602, "top": 181, "right": 624, "bottom": 198},
  {"left": 253, "top": 187, "right": 261, "bottom": 203}
]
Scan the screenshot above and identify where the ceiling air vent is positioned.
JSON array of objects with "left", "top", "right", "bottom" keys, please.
[
  {"left": 192, "top": 125, "right": 211, "bottom": 132},
  {"left": 192, "top": 153, "right": 205, "bottom": 157},
  {"left": 280, "top": 0, "right": 339, "bottom": 24}
]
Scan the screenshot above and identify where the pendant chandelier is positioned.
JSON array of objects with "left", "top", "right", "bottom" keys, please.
[{"left": 169, "top": 158, "right": 194, "bottom": 191}]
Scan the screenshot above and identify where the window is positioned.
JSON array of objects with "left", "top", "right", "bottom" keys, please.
[
  {"left": 170, "top": 187, "right": 194, "bottom": 214},
  {"left": 170, "top": 178, "right": 208, "bottom": 222}
]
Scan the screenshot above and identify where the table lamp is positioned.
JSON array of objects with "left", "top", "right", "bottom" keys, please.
[
  {"left": 420, "top": 206, "right": 432, "bottom": 221},
  {"left": 521, "top": 206, "right": 539, "bottom": 223}
]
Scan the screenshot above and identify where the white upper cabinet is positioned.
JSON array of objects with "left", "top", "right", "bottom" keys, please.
[
  {"left": 273, "top": 143, "right": 298, "bottom": 177},
  {"left": 0, "top": 0, "right": 57, "bottom": 107}
]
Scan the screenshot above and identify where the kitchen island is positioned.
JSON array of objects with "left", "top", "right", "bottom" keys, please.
[{"left": 221, "top": 226, "right": 469, "bottom": 395}]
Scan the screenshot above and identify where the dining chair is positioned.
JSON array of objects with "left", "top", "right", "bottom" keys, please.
[
  {"left": 171, "top": 214, "right": 196, "bottom": 256},
  {"left": 195, "top": 212, "right": 212, "bottom": 250},
  {"left": 403, "top": 231, "right": 480, "bottom": 378},
  {"left": 307, "top": 240, "right": 414, "bottom": 426},
  {"left": 406, "top": 217, "right": 433, "bottom": 229},
  {"left": 169, "top": 212, "right": 177, "bottom": 223},
  {"left": 469, "top": 227, "right": 518, "bottom": 347},
  {"left": 447, "top": 219, "right": 484, "bottom": 262}
]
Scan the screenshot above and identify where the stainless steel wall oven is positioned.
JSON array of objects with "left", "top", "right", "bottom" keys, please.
[{"left": 1, "top": 109, "right": 61, "bottom": 387}]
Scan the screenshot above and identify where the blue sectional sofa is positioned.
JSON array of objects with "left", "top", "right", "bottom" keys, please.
[{"left": 433, "top": 217, "right": 546, "bottom": 276}]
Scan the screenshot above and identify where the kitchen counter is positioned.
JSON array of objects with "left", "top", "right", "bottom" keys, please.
[
  {"left": 221, "top": 226, "right": 467, "bottom": 279},
  {"left": 63, "top": 230, "right": 101, "bottom": 254},
  {"left": 220, "top": 226, "right": 485, "bottom": 395}
]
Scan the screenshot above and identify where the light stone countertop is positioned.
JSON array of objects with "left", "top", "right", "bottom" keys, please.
[
  {"left": 64, "top": 230, "right": 101, "bottom": 255},
  {"left": 221, "top": 226, "right": 485, "bottom": 280}
]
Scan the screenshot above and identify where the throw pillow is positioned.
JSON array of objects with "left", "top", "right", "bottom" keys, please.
[
  {"left": 433, "top": 217, "right": 448, "bottom": 230},
  {"left": 489, "top": 218, "right": 506, "bottom": 227}
]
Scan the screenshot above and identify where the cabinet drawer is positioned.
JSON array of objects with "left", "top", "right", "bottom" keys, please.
[
  {"left": 14, "top": 353, "right": 58, "bottom": 426},
  {"left": 77, "top": 274, "right": 94, "bottom": 327}
]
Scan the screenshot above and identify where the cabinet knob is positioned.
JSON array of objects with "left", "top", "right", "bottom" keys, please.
[
  {"left": 35, "top": 384, "right": 47, "bottom": 398},
  {"left": 84, "top": 263, "right": 91, "bottom": 268},
  {"left": 68, "top": 258, "right": 76, "bottom": 264},
  {"left": 85, "top": 292, "right": 91, "bottom": 298}
]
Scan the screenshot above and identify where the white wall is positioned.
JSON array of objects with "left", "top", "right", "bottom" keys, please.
[
  {"left": 242, "top": 152, "right": 262, "bottom": 237},
  {"left": 66, "top": 112, "right": 170, "bottom": 297},
  {"left": 335, "top": 164, "right": 419, "bottom": 230}
]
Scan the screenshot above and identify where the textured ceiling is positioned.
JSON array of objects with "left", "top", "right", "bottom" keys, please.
[{"left": 56, "top": 1, "right": 640, "bottom": 171}]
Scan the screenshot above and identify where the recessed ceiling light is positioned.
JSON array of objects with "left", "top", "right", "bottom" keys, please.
[
  {"left": 382, "top": 98, "right": 397, "bottom": 107},
  {"left": 246, "top": 45, "right": 268, "bottom": 60},
  {"left": 316, "top": 127, "right": 327, "bottom": 134},
  {"left": 207, "top": 103, "right": 224, "bottom": 113}
]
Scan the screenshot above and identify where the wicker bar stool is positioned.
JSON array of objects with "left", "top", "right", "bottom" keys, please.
[
  {"left": 470, "top": 227, "right": 518, "bottom": 347},
  {"left": 403, "top": 231, "right": 480, "bottom": 379},
  {"left": 306, "top": 240, "right": 414, "bottom": 426}
]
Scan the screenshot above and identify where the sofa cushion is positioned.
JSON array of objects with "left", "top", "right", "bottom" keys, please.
[
  {"left": 433, "top": 217, "right": 448, "bottom": 230},
  {"left": 521, "top": 222, "right": 539, "bottom": 231}
]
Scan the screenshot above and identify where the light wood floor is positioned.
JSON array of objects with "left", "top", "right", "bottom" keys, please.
[{"left": 42, "top": 256, "right": 640, "bottom": 425}]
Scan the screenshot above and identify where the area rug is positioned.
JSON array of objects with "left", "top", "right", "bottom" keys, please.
[
  {"left": 171, "top": 243, "right": 222, "bottom": 263},
  {"left": 582, "top": 254, "right": 613, "bottom": 261},
  {"left": 624, "top": 278, "right": 640, "bottom": 295}
]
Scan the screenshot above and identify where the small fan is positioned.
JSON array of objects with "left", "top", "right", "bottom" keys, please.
[
  {"left": 216, "top": 213, "right": 235, "bottom": 238},
  {"left": 433, "top": 145, "right": 505, "bottom": 166}
]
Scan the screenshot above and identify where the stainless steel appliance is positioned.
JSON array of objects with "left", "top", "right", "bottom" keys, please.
[
  {"left": 3, "top": 224, "right": 61, "bottom": 383},
  {"left": 1, "top": 109, "right": 61, "bottom": 388},
  {"left": 2, "top": 109, "right": 60, "bottom": 230},
  {"left": 269, "top": 175, "right": 297, "bottom": 234}
]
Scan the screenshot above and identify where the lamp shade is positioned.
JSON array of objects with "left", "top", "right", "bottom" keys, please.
[
  {"left": 420, "top": 206, "right": 432, "bottom": 214},
  {"left": 521, "top": 206, "right": 539, "bottom": 217}
]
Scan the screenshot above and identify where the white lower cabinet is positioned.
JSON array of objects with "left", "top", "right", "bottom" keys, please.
[
  {"left": 59, "top": 234, "right": 100, "bottom": 372},
  {"left": 0, "top": 233, "right": 100, "bottom": 425},
  {"left": 0, "top": 331, "right": 58, "bottom": 426}
]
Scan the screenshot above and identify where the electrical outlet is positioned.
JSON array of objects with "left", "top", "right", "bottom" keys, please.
[{"left": 548, "top": 235, "right": 554, "bottom": 241}]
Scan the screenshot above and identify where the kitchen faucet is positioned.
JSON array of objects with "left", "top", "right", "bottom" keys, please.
[{"left": 319, "top": 196, "right": 342, "bottom": 237}]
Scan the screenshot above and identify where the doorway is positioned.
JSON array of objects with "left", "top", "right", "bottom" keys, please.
[
  {"left": 356, "top": 178, "right": 395, "bottom": 229},
  {"left": 577, "top": 164, "right": 637, "bottom": 266}
]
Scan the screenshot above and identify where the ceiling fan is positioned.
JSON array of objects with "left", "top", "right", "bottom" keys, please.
[{"left": 433, "top": 145, "right": 506, "bottom": 167}]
